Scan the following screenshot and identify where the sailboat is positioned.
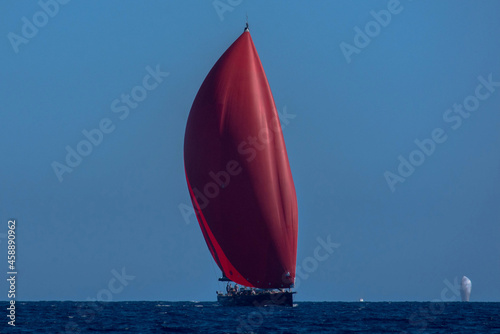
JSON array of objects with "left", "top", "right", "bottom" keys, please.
[
  {"left": 183, "top": 24, "right": 298, "bottom": 306},
  {"left": 460, "top": 276, "right": 471, "bottom": 302}
]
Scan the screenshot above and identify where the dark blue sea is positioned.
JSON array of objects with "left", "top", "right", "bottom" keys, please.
[{"left": 1, "top": 301, "right": 499, "bottom": 333}]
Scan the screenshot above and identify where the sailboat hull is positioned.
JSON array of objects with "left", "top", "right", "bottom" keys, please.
[{"left": 217, "top": 291, "right": 295, "bottom": 307}]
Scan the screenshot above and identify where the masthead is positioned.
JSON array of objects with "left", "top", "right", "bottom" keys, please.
[{"left": 244, "top": 15, "right": 249, "bottom": 32}]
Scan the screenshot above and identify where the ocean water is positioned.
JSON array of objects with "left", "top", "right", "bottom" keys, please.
[{"left": 1, "top": 301, "right": 499, "bottom": 333}]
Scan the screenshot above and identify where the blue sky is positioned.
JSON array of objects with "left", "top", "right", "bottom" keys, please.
[{"left": 1, "top": 0, "right": 499, "bottom": 302}]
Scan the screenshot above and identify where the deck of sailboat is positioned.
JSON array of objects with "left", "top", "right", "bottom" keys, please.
[{"left": 216, "top": 290, "right": 295, "bottom": 307}]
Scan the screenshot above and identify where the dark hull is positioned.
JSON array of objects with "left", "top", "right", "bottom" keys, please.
[{"left": 217, "top": 291, "right": 295, "bottom": 307}]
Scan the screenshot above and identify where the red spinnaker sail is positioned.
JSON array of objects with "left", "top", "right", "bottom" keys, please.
[{"left": 184, "top": 30, "right": 298, "bottom": 289}]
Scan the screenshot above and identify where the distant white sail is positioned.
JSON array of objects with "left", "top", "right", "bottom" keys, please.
[{"left": 460, "top": 276, "right": 471, "bottom": 302}]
